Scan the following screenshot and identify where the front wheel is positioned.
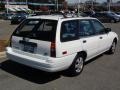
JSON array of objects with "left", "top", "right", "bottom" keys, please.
[
  {"left": 110, "top": 19, "right": 116, "bottom": 23},
  {"left": 107, "top": 41, "right": 116, "bottom": 54},
  {"left": 67, "top": 55, "right": 84, "bottom": 76}
]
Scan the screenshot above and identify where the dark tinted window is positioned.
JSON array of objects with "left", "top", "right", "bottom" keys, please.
[
  {"left": 92, "top": 20, "right": 105, "bottom": 34},
  {"left": 107, "top": 12, "right": 116, "bottom": 16},
  {"left": 13, "top": 19, "right": 57, "bottom": 41},
  {"left": 61, "top": 20, "right": 78, "bottom": 42},
  {"left": 79, "top": 20, "right": 95, "bottom": 37},
  {"left": 94, "top": 13, "right": 100, "bottom": 17}
]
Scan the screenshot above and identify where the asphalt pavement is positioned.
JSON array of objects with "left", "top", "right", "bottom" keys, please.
[
  {"left": 0, "top": 20, "right": 120, "bottom": 90},
  {"left": 0, "top": 20, "right": 17, "bottom": 39}
]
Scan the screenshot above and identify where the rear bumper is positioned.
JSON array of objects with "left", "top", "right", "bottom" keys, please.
[{"left": 6, "top": 47, "right": 76, "bottom": 72}]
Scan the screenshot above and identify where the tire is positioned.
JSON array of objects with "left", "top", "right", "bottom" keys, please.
[
  {"left": 11, "top": 21, "right": 14, "bottom": 24},
  {"left": 111, "top": 19, "right": 116, "bottom": 23},
  {"left": 107, "top": 41, "right": 116, "bottom": 54},
  {"left": 67, "top": 54, "right": 84, "bottom": 76}
]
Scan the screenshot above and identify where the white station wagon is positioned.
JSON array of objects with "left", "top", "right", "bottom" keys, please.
[{"left": 6, "top": 15, "right": 118, "bottom": 76}]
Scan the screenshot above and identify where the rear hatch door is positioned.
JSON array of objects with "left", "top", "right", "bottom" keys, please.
[{"left": 11, "top": 19, "right": 57, "bottom": 56}]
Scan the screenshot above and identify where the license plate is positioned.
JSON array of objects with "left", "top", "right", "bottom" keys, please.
[
  {"left": 23, "top": 45, "right": 34, "bottom": 53},
  {"left": 19, "top": 40, "right": 37, "bottom": 53}
]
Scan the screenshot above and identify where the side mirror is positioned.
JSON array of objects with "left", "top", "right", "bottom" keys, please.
[{"left": 105, "top": 28, "right": 111, "bottom": 33}]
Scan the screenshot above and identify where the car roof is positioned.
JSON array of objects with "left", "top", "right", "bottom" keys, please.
[
  {"left": 28, "top": 15, "right": 63, "bottom": 20},
  {"left": 28, "top": 15, "right": 96, "bottom": 21}
]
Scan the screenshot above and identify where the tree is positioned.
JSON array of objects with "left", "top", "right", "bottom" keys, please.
[{"left": 0, "top": 2, "right": 5, "bottom": 11}]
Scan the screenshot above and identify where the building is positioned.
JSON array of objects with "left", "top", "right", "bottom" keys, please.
[
  {"left": 28, "top": 0, "right": 65, "bottom": 11},
  {"left": 0, "top": 0, "right": 66, "bottom": 11},
  {"left": 0, "top": 0, "right": 31, "bottom": 12},
  {"left": 28, "top": 0, "right": 65, "bottom": 3}
]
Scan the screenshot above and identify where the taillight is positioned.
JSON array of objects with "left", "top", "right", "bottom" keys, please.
[{"left": 50, "top": 42, "right": 56, "bottom": 57}]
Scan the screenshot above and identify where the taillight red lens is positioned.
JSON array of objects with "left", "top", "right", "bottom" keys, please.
[{"left": 50, "top": 42, "right": 56, "bottom": 57}]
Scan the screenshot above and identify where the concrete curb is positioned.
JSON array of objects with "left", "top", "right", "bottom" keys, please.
[{"left": 0, "top": 51, "right": 6, "bottom": 59}]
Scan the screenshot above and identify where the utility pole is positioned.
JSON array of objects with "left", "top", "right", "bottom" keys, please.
[
  {"left": 6, "top": 0, "right": 9, "bottom": 14},
  {"left": 91, "top": 0, "right": 94, "bottom": 10},
  {"left": 26, "top": 0, "right": 28, "bottom": 5},
  {"left": 78, "top": 0, "right": 81, "bottom": 16},
  {"left": 108, "top": 0, "right": 111, "bottom": 11},
  {"left": 55, "top": 0, "right": 58, "bottom": 11},
  {"left": 57, "top": 0, "right": 58, "bottom": 11}
]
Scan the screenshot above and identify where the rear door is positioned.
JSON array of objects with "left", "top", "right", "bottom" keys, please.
[
  {"left": 58, "top": 20, "right": 82, "bottom": 57},
  {"left": 11, "top": 19, "right": 57, "bottom": 56},
  {"left": 78, "top": 20, "right": 99, "bottom": 60}
]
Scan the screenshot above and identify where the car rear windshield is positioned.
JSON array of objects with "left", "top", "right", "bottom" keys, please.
[{"left": 13, "top": 19, "right": 58, "bottom": 41}]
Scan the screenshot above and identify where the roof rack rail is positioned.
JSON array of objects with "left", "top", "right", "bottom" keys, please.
[
  {"left": 50, "top": 11, "right": 78, "bottom": 18},
  {"left": 50, "top": 11, "right": 67, "bottom": 18},
  {"left": 61, "top": 13, "right": 68, "bottom": 18}
]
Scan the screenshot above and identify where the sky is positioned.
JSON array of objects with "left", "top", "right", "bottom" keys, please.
[{"left": 66, "top": 0, "right": 120, "bottom": 3}]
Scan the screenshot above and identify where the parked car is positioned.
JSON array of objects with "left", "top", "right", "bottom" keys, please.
[
  {"left": 6, "top": 15, "right": 118, "bottom": 76},
  {"left": 2, "top": 13, "right": 14, "bottom": 20},
  {"left": 107, "top": 11, "right": 120, "bottom": 19},
  {"left": 83, "top": 11, "right": 94, "bottom": 17},
  {"left": 92, "top": 12, "right": 109, "bottom": 22},
  {"left": 106, "top": 11, "right": 120, "bottom": 22},
  {"left": 115, "top": 12, "right": 120, "bottom": 17},
  {"left": 11, "top": 13, "right": 29, "bottom": 24},
  {"left": 93, "top": 12, "right": 120, "bottom": 23},
  {"left": 79, "top": 12, "right": 89, "bottom": 17},
  {"left": 116, "top": 12, "right": 120, "bottom": 15},
  {"left": 0, "top": 13, "right": 3, "bottom": 19}
]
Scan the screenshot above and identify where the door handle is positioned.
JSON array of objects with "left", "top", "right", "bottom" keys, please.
[
  {"left": 100, "top": 37, "right": 103, "bottom": 39},
  {"left": 83, "top": 40, "right": 87, "bottom": 43}
]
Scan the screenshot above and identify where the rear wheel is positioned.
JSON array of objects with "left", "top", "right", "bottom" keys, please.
[{"left": 67, "top": 54, "right": 84, "bottom": 76}]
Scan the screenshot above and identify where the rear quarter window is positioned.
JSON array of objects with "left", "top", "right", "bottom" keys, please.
[{"left": 60, "top": 20, "right": 78, "bottom": 42}]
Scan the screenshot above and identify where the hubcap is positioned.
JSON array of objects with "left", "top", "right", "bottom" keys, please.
[
  {"left": 75, "top": 57, "right": 84, "bottom": 73},
  {"left": 111, "top": 20, "right": 114, "bottom": 23}
]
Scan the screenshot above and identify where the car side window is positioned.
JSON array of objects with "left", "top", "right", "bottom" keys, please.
[
  {"left": 92, "top": 20, "right": 105, "bottom": 35},
  {"left": 61, "top": 20, "right": 78, "bottom": 42},
  {"left": 79, "top": 20, "right": 95, "bottom": 37}
]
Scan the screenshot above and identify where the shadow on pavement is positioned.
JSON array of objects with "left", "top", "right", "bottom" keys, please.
[
  {"left": 85, "top": 54, "right": 104, "bottom": 65},
  {"left": 62, "top": 54, "right": 104, "bottom": 77},
  {"left": 0, "top": 54, "right": 105, "bottom": 82},
  {"left": 0, "top": 60, "right": 61, "bottom": 84}
]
